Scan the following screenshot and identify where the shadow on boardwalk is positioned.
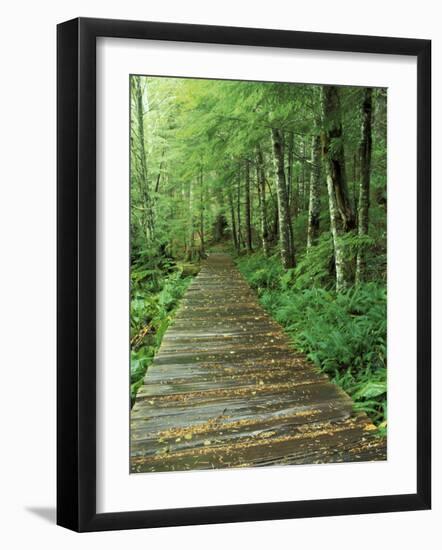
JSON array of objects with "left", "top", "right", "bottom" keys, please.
[{"left": 131, "top": 253, "right": 386, "bottom": 473}]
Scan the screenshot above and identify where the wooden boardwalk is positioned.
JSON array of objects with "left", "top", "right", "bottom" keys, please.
[{"left": 131, "top": 253, "right": 386, "bottom": 473}]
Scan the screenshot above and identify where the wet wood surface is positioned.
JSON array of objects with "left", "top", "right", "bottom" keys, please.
[{"left": 131, "top": 253, "right": 386, "bottom": 472}]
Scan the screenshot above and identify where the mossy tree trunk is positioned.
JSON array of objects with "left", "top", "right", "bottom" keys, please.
[
  {"left": 321, "top": 85, "right": 350, "bottom": 292},
  {"left": 286, "top": 131, "right": 294, "bottom": 213},
  {"left": 133, "top": 76, "right": 155, "bottom": 242},
  {"left": 256, "top": 148, "right": 269, "bottom": 257},
  {"left": 245, "top": 160, "right": 253, "bottom": 253},
  {"left": 307, "top": 134, "right": 321, "bottom": 249},
  {"left": 356, "top": 88, "right": 373, "bottom": 284},
  {"left": 321, "top": 85, "right": 355, "bottom": 232},
  {"left": 271, "top": 128, "right": 295, "bottom": 269}
]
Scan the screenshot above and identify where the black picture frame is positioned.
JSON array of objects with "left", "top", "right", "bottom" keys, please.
[{"left": 57, "top": 17, "right": 431, "bottom": 532}]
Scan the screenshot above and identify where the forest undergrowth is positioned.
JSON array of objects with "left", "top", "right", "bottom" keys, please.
[{"left": 130, "top": 255, "right": 196, "bottom": 404}]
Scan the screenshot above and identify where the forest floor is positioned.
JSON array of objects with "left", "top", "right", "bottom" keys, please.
[{"left": 130, "top": 253, "right": 386, "bottom": 473}]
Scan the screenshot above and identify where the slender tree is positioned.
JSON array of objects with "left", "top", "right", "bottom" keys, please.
[
  {"left": 307, "top": 134, "right": 321, "bottom": 249},
  {"left": 244, "top": 160, "right": 253, "bottom": 253},
  {"left": 356, "top": 87, "right": 373, "bottom": 284},
  {"left": 321, "top": 85, "right": 355, "bottom": 231},
  {"left": 185, "top": 178, "right": 195, "bottom": 261},
  {"left": 236, "top": 172, "right": 244, "bottom": 250},
  {"left": 198, "top": 166, "right": 206, "bottom": 257},
  {"left": 132, "top": 76, "right": 155, "bottom": 241},
  {"left": 301, "top": 137, "right": 307, "bottom": 210},
  {"left": 228, "top": 182, "right": 239, "bottom": 252},
  {"left": 321, "top": 86, "right": 349, "bottom": 291},
  {"left": 286, "top": 131, "right": 295, "bottom": 211},
  {"left": 256, "top": 148, "right": 269, "bottom": 256},
  {"left": 271, "top": 128, "right": 295, "bottom": 269}
]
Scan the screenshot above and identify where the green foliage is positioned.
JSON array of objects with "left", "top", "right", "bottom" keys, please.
[
  {"left": 237, "top": 254, "right": 387, "bottom": 426},
  {"left": 238, "top": 252, "right": 285, "bottom": 291},
  {"left": 130, "top": 262, "right": 193, "bottom": 404},
  {"left": 293, "top": 234, "right": 334, "bottom": 289},
  {"left": 129, "top": 75, "right": 388, "bottom": 435}
]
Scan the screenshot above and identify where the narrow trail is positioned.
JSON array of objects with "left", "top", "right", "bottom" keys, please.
[{"left": 131, "top": 253, "right": 386, "bottom": 472}]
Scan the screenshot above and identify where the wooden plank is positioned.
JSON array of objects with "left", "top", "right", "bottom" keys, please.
[{"left": 131, "top": 253, "right": 386, "bottom": 473}]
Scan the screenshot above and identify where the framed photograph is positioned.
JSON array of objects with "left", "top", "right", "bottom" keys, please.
[{"left": 57, "top": 17, "right": 431, "bottom": 532}]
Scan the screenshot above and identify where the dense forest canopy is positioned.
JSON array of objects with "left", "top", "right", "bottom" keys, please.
[
  {"left": 130, "top": 76, "right": 386, "bottom": 278},
  {"left": 130, "top": 75, "right": 387, "bottom": 429}
]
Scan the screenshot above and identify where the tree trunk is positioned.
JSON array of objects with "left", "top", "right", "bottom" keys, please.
[
  {"left": 285, "top": 132, "right": 296, "bottom": 255},
  {"left": 286, "top": 132, "right": 294, "bottom": 211},
  {"left": 199, "top": 167, "right": 205, "bottom": 256},
  {"left": 307, "top": 134, "right": 321, "bottom": 249},
  {"left": 356, "top": 87, "right": 373, "bottom": 284},
  {"left": 256, "top": 149, "right": 269, "bottom": 256},
  {"left": 185, "top": 178, "right": 196, "bottom": 261},
  {"left": 133, "top": 76, "right": 155, "bottom": 241},
  {"left": 301, "top": 137, "right": 306, "bottom": 210},
  {"left": 228, "top": 184, "right": 239, "bottom": 252},
  {"left": 272, "top": 199, "right": 279, "bottom": 245},
  {"left": 321, "top": 86, "right": 350, "bottom": 292},
  {"left": 237, "top": 175, "right": 244, "bottom": 249},
  {"left": 325, "top": 162, "right": 347, "bottom": 292},
  {"left": 352, "top": 152, "right": 358, "bottom": 214},
  {"left": 245, "top": 160, "right": 253, "bottom": 253},
  {"left": 271, "top": 128, "right": 295, "bottom": 269},
  {"left": 321, "top": 85, "right": 355, "bottom": 231},
  {"left": 265, "top": 178, "right": 279, "bottom": 246},
  {"left": 154, "top": 150, "right": 165, "bottom": 193}
]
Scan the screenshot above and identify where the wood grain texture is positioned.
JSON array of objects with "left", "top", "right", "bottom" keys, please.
[{"left": 131, "top": 253, "right": 386, "bottom": 473}]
